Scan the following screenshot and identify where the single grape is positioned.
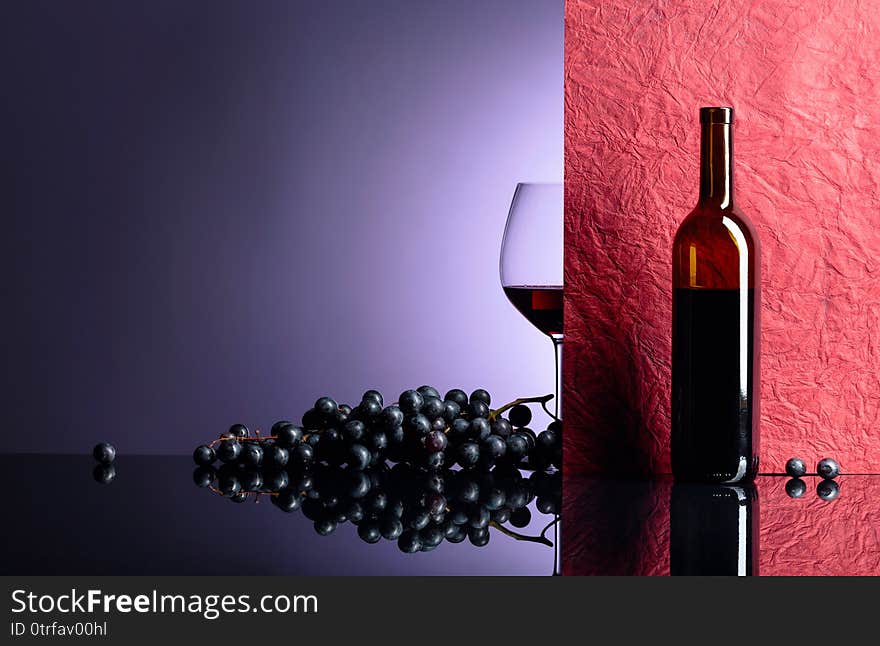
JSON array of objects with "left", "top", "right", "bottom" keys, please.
[
  {"left": 442, "top": 400, "right": 461, "bottom": 422},
  {"left": 216, "top": 439, "right": 242, "bottom": 463},
  {"left": 518, "top": 427, "right": 537, "bottom": 448},
  {"left": 481, "top": 486, "right": 506, "bottom": 511},
  {"left": 457, "top": 442, "right": 480, "bottom": 469},
  {"left": 239, "top": 469, "right": 263, "bottom": 491},
  {"left": 192, "top": 445, "right": 215, "bottom": 465},
  {"left": 457, "top": 478, "right": 480, "bottom": 502},
  {"left": 403, "top": 508, "right": 431, "bottom": 531},
  {"left": 293, "top": 443, "right": 315, "bottom": 465},
  {"left": 509, "top": 506, "right": 532, "bottom": 528},
  {"left": 380, "top": 516, "right": 404, "bottom": 541},
  {"left": 536, "top": 495, "right": 556, "bottom": 515},
  {"left": 386, "top": 426, "right": 405, "bottom": 445},
  {"left": 468, "top": 505, "right": 491, "bottom": 529},
  {"left": 228, "top": 423, "right": 249, "bottom": 438},
  {"left": 264, "top": 469, "right": 289, "bottom": 491},
  {"left": 424, "top": 473, "right": 445, "bottom": 493},
  {"left": 449, "top": 418, "right": 470, "bottom": 441},
  {"left": 229, "top": 492, "right": 249, "bottom": 504},
  {"left": 426, "top": 451, "right": 445, "bottom": 470},
  {"left": 417, "top": 385, "right": 441, "bottom": 399},
  {"left": 338, "top": 404, "right": 352, "bottom": 416},
  {"left": 446, "top": 524, "right": 467, "bottom": 543},
  {"left": 405, "top": 414, "right": 431, "bottom": 436},
  {"left": 356, "top": 399, "right": 382, "bottom": 420},
  {"left": 537, "top": 429, "right": 558, "bottom": 451},
  {"left": 301, "top": 408, "right": 323, "bottom": 429},
  {"left": 508, "top": 405, "right": 532, "bottom": 428},
  {"left": 449, "top": 506, "right": 469, "bottom": 526},
  {"left": 817, "top": 458, "right": 840, "bottom": 480},
  {"left": 314, "top": 519, "right": 338, "bottom": 536},
  {"left": 785, "top": 478, "right": 807, "bottom": 499},
  {"left": 270, "top": 420, "right": 292, "bottom": 435},
  {"left": 444, "top": 389, "right": 469, "bottom": 408},
  {"left": 192, "top": 466, "right": 216, "bottom": 488},
  {"left": 344, "top": 420, "right": 366, "bottom": 442},
  {"left": 368, "top": 430, "right": 388, "bottom": 452},
  {"left": 547, "top": 420, "right": 562, "bottom": 433},
  {"left": 362, "top": 390, "right": 384, "bottom": 407},
  {"left": 506, "top": 433, "right": 529, "bottom": 460},
  {"left": 218, "top": 473, "right": 242, "bottom": 497},
  {"left": 266, "top": 445, "right": 289, "bottom": 467},
  {"left": 239, "top": 443, "right": 263, "bottom": 468},
  {"left": 430, "top": 416, "right": 447, "bottom": 432},
  {"left": 92, "top": 442, "right": 116, "bottom": 464},
  {"left": 467, "top": 401, "right": 490, "bottom": 419},
  {"left": 469, "top": 418, "right": 491, "bottom": 441},
  {"left": 398, "top": 530, "right": 422, "bottom": 553},
  {"left": 421, "top": 396, "right": 445, "bottom": 419},
  {"left": 817, "top": 480, "right": 840, "bottom": 501},
  {"left": 491, "top": 418, "right": 513, "bottom": 438},
  {"left": 399, "top": 390, "right": 424, "bottom": 415},
  {"left": 426, "top": 492, "right": 447, "bottom": 516},
  {"left": 381, "top": 405, "right": 404, "bottom": 430},
  {"left": 93, "top": 464, "right": 116, "bottom": 484},
  {"left": 468, "top": 526, "right": 490, "bottom": 547},
  {"left": 273, "top": 424, "right": 302, "bottom": 448},
  {"left": 470, "top": 389, "right": 491, "bottom": 406},
  {"left": 420, "top": 526, "right": 444, "bottom": 550},
  {"left": 314, "top": 397, "right": 338, "bottom": 418},
  {"left": 358, "top": 522, "right": 382, "bottom": 544},
  {"left": 491, "top": 507, "right": 512, "bottom": 524},
  {"left": 481, "top": 435, "right": 507, "bottom": 460},
  {"left": 347, "top": 444, "right": 371, "bottom": 470},
  {"left": 425, "top": 430, "right": 448, "bottom": 453},
  {"left": 274, "top": 489, "right": 303, "bottom": 513}
]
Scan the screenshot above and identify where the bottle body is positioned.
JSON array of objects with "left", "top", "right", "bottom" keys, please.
[{"left": 671, "top": 107, "right": 760, "bottom": 483}]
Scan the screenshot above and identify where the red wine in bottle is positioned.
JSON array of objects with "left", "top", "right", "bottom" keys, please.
[
  {"left": 671, "top": 107, "right": 760, "bottom": 483},
  {"left": 503, "top": 285, "right": 563, "bottom": 336}
]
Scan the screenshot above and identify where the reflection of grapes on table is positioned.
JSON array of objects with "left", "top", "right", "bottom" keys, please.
[{"left": 191, "top": 387, "right": 562, "bottom": 552}]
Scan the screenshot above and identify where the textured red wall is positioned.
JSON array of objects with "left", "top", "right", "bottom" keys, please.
[{"left": 564, "top": 0, "right": 880, "bottom": 475}]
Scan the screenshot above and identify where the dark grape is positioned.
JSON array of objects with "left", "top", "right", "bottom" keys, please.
[
  {"left": 537, "top": 429, "right": 558, "bottom": 451},
  {"left": 481, "top": 435, "right": 507, "bottom": 460},
  {"left": 446, "top": 524, "right": 467, "bottom": 543},
  {"left": 358, "top": 522, "right": 382, "bottom": 544},
  {"left": 344, "top": 420, "right": 366, "bottom": 442},
  {"left": 192, "top": 466, "right": 216, "bottom": 488},
  {"left": 346, "top": 444, "right": 371, "bottom": 470},
  {"left": 275, "top": 489, "right": 303, "bottom": 512},
  {"left": 420, "top": 526, "right": 444, "bottom": 550},
  {"left": 506, "top": 434, "right": 529, "bottom": 460},
  {"left": 469, "top": 418, "right": 491, "bottom": 441},
  {"left": 426, "top": 492, "right": 447, "bottom": 516},
  {"left": 457, "top": 442, "right": 481, "bottom": 469},
  {"left": 302, "top": 408, "right": 323, "bottom": 429},
  {"left": 381, "top": 405, "right": 404, "bottom": 430},
  {"left": 817, "top": 458, "right": 840, "bottom": 480},
  {"left": 468, "top": 526, "right": 490, "bottom": 547},
  {"left": 218, "top": 473, "right": 242, "bottom": 497},
  {"left": 405, "top": 414, "right": 431, "bottom": 437},
  {"left": 229, "top": 492, "right": 249, "bottom": 504},
  {"left": 274, "top": 424, "right": 304, "bottom": 448},
  {"left": 193, "top": 445, "right": 215, "bottom": 465},
  {"left": 264, "top": 469, "right": 289, "bottom": 491},
  {"left": 431, "top": 416, "right": 447, "bottom": 432},
  {"left": 469, "top": 505, "right": 491, "bottom": 529},
  {"left": 491, "top": 418, "right": 513, "bottom": 438},
  {"left": 417, "top": 385, "right": 441, "bottom": 399},
  {"left": 368, "top": 430, "right": 388, "bottom": 452},
  {"left": 398, "top": 530, "right": 422, "bottom": 553},
  {"left": 508, "top": 405, "right": 532, "bottom": 428},
  {"left": 403, "top": 508, "right": 431, "bottom": 531},
  {"left": 399, "top": 390, "right": 424, "bottom": 415},
  {"left": 457, "top": 478, "right": 480, "bottom": 502},
  {"left": 239, "top": 443, "right": 263, "bottom": 468},
  {"left": 92, "top": 443, "right": 116, "bottom": 464},
  {"left": 443, "top": 400, "right": 461, "bottom": 422},
  {"left": 293, "top": 443, "right": 315, "bottom": 465},
  {"left": 467, "top": 401, "right": 490, "bottom": 419},
  {"left": 444, "top": 389, "right": 469, "bottom": 408},
  {"left": 266, "top": 445, "right": 289, "bottom": 467},
  {"left": 817, "top": 480, "right": 840, "bottom": 501},
  {"left": 425, "top": 430, "right": 448, "bottom": 453},
  {"left": 491, "top": 507, "right": 512, "bottom": 524},
  {"left": 239, "top": 469, "right": 263, "bottom": 491},
  {"left": 270, "top": 420, "right": 292, "bottom": 436},
  {"left": 314, "top": 519, "right": 338, "bottom": 536},
  {"left": 536, "top": 495, "right": 556, "bottom": 515},
  {"left": 518, "top": 428, "right": 537, "bottom": 449},
  {"left": 380, "top": 516, "right": 404, "bottom": 540},
  {"left": 785, "top": 478, "right": 807, "bottom": 499},
  {"left": 426, "top": 452, "right": 445, "bottom": 470},
  {"left": 421, "top": 396, "right": 445, "bottom": 419},
  {"left": 314, "top": 397, "right": 338, "bottom": 418},
  {"left": 228, "top": 423, "right": 249, "bottom": 438},
  {"left": 216, "top": 439, "right": 242, "bottom": 463},
  {"left": 449, "top": 418, "right": 470, "bottom": 441},
  {"left": 469, "top": 389, "right": 491, "bottom": 406},
  {"left": 93, "top": 464, "right": 116, "bottom": 484},
  {"left": 509, "top": 506, "right": 532, "bottom": 528},
  {"left": 362, "top": 390, "right": 384, "bottom": 406},
  {"left": 356, "top": 399, "right": 382, "bottom": 420}
]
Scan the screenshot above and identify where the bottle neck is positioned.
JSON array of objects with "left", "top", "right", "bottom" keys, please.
[{"left": 699, "top": 122, "right": 734, "bottom": 208}]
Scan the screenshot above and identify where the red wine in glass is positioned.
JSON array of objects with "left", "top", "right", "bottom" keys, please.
[{"left": 503, "top": 285, "right": 563, "bottom": 337}]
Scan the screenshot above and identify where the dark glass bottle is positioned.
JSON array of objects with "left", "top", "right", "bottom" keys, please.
[
  {"left": 670, "top": 483, "right": 759, "bottom": 576},
  {"left": 672, "top": 107, "right": 760, "bottom": 483}
]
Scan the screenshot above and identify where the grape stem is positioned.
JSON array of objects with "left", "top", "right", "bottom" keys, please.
[
  {"left": 488, "top": 394, "right": 554, "bottom": 422},
  {"left": 488, "top": 521, "right": 553, "bottom": 547}
]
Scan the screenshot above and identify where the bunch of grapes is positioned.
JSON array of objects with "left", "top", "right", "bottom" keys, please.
[
  {"left": 192, "top": 387, "right": 562, "bottom": 474},
  {"left": 192, "top": 460, "right": 560, "bottom": 553}
]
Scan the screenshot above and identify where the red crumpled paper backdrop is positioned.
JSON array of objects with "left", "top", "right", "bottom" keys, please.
[{"left": 564, "top": 0, "right": 880, "bottom": 475}]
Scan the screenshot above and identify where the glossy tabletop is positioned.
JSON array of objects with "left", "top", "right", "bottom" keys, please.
[{"left": 1, "top": 455, "right": 559, "bottom": 576}]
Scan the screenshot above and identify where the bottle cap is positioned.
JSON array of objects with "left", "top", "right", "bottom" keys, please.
[{"left": 699, "top": 107, "right": 734, "bottom": 124}]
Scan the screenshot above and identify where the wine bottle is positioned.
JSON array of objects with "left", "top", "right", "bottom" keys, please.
[
  {"left": 671, "top": 107, "right": 760, "bottom": 483},
  {"left": 670, "top": 483, "right": 759, "bottom": 576}
]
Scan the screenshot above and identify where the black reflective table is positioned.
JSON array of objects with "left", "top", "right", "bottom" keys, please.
[
  {"left": 2, "top": 456, "right": 559, "bottom": 576},
  {"left": 564, "top": 475, "right": 880, "bottom": 575}
]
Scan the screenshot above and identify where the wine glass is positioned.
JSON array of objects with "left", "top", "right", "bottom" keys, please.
[{"left": 500, "top": 182, "right": 564, "bottom": 418}]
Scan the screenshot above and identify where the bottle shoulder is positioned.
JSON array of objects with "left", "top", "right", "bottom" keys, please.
[{"left": 674, "top": 205, "right": 760, "bottom": 251}]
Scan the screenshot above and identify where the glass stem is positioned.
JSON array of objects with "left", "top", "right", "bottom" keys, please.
[{"left": 551, "top": 334, "right": 563, "bottom": 419}]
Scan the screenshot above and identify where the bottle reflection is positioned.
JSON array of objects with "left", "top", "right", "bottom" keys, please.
[{"left": 671, "top": 483, "right": 759, "bottom": 576}]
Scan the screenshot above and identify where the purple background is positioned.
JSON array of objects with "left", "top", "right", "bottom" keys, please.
[{"left": 2, "top": 0, "right": 562, "bottom": 454}]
